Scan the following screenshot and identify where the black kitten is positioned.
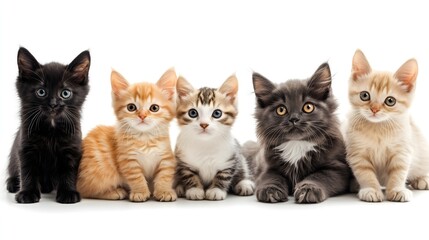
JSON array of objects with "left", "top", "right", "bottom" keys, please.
[
  {"left": 242, "top": 63, "right": 351, "bottom": 203},
  {"left": 6, "top": 47, "right": 90, "bottom": 203}
]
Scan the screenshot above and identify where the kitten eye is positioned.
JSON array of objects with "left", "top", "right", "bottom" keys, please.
[
  {"left": 212, "top": 109, "right": 222, "bottom": 119},
  {"left": 384, "top": 96, "right": 396, "bottom": 107},
  {"left": 127, "top": 103, "right": 137, "bottom": 112},
  {"left": 276, "top": 105, "right": 287, "bottom": 116},
  {"left": 36, "top": 88, "right": 47, "bottom": 97},
  {"left": 60, "top": 89, "right": 72, "bottom": 99},
  {"left": 188, "top": 108, "right": 198, "bottom": 118},
  {"left": 149, "top": 104, "right": 160, "bottom": 112},
  {"left": 360, "top": 91, "right": 370, "bottom": 101},
  {"left": 302, "top": 102, "right": 315, "bottom": 113}
]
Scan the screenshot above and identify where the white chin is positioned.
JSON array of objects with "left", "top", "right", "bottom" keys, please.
[{"left": 364, "top": 115, "right": 388, "bottom": 123}]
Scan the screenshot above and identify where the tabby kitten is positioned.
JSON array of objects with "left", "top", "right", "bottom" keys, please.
[
  {"left": 174, "top": 75, "right": 255, "bottom": 200},
  {"left": 77, "top": 69, "right": 177, "bottom": 202},
  {"left": 345, "top": 49, "right": 429, "bottom": 202},
  {"left": 242, "top": 63, "right": 351, "bottom": 203},
  {"left": 7, "top": 47, "right": 90, "bottom": 203}
]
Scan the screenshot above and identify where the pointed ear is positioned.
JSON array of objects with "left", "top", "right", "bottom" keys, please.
[
  {"left": 394, "top": 59, "right": 418, "bottom": 92},
  {"left": 156, "top": 68, "right": 177, "bottom": 101},
  {"left": 252, "top": 72, "right": 275, "bottom": 108},
  {"left": 111, "top": 70, "right": 129, "bottom": 96},
  {"left": 352, "top": 49, "right": 372, "bottom": 80},
  {"left": 219, "top": 74, "right": 238, "bottom": 104},
  {"left": 308, "top": 62, "right": 332, "bottom": 100},
  {"left": 176, "top": 76, "right": 194, "bottom": 100},
  {"left": 17, "top": 47, "right": 40, "bottom": 76},
  {"left": 67, "top": 50, "right": 91, "bottom": 85}
]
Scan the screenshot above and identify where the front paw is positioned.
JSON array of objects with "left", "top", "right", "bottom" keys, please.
[
  {"left": 205, "top": 188, "right": 227, "bottom": 200},
  {"left": 294, "top": 181, "right": 327, "bottom": 203},
  {"left": 185, "top": 187, "right": 205, "bottom": 200},
  {"left": 358, "top": 187, "right": 384, "bottom": 202},
  {"left": 409, "top": 177, "right": 429, "bottom": 190},
  {"left": 234, "top": 179, "right": 255, "bottom": 196},
  {"left": 154, "top": 188, "right": 177, "bottom": 202},
  {"left": 56, "top": 190, "right": 81, "bottom": 204},
  {"left": 386, "top": 188, "right": 412, "bottom": 202},
  {"left": 256, "top": 185, "right": 288, "bottom": 203},
  {"left": 15, "top": 190, "right": 41, "bottom": 203},
  {"left": 129, "top": 190, "right": 151, "bottom": 202},
  {"left": 7, "top": 177, "right": 20, "bottom": 193}
]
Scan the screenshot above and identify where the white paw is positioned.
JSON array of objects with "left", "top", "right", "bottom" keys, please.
[
  {"left": 358, "top": 188, "right": 384, "bottom": 202},
  {"left": 205, "top": 188, "right": 227, "bottom": 200},
  {"left": 234, "top": 180, "right": 255, "bottom": 196},
  {"left": 185, "top": 187, "right": 205, "bottom": 200},
  {"left": 410, "top": 177, "right": 429, "bottom": 190},
  {"left": 387, "top": 188, "right": 412, "bottom": 202}
]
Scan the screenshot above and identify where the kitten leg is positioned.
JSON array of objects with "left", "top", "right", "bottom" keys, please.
[
  {"left": 409, "top": 176, "right": 429, "bottom": 190},
  {"left": 348, "top": 156, "right": 383, "bottom": 202},
  {"left": 7, "top": 136, "right": 21, "bottom": 193},
  {"left": 294, "top": 166, "right": 350, "bottom": 203},
  {"left": 255, "top": 169, "right": 288, "bottom": 203},
  {"left": 15, "top": 153, "right": 41, "bottom": 203},
  {"left": 176, "top": 163, "right": 204, "bottom": 200},
  {"left": 40, "top": 174, "right": 54, "bottom": 194},
  {"left": 231, "top": 154, "right": 255, "bottom": 196},
  {"left": 386, "top": 155, "right": 412, "bottom": 202},
  {"left": 118, "top": 159, "right": 151, "bottom": 202},
  {"left": 55, "top": 147, "right": 81, "bottom": 204},
  {"left": 153, "top": 156, "right": 177, "bottom": 202},
  {"left": 206, "top": 167, "right": 235, "bottom": 200}
]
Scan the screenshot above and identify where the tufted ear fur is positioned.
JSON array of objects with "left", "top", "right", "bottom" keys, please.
[
  {"left": 156, "top": 68, "right": 177, "bottom": 100},
  {"left": 394, "top": 58, "right": 418, "bottom": 92},
  {"left": 253, "top": 72, "right": 276, "bottom": 108},
  {"left": 111, "top": 70, "right": 129, "bottom": 97},
  {"left": 352, "top": 49, "right": 372, "bottom": 81},
  {"left": 307, "top": 62, "right": 332, "bottom": 100},
  {"left": 219, "top": 74, "right": 238, "bottom": 104}
]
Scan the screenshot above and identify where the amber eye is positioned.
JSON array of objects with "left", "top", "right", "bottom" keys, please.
[
  {"left": 276, "top": 105, "right": 287, "bottom": 116},
  {"left": 360, "top": 91, "right": 370, "bottom": 101},
  {"left": 149, "top": 104, "right": 160, "bottom": 112},
  {"left": 385, "top": 96, "right": 396, "bottom": 107},
  {"left": 302, "top": 103, "right": 315, "bottom": 113},
  {"left": 127, "top": 103, "right": 137, "bottom": 112}
]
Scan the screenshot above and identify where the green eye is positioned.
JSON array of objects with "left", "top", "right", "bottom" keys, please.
[
  {"left": 149, "top": 104, "right": 159, "bottom": 112},
  {"left": 127, "top": 103, "right": 137, "bottom": 112},
  {"left": 276, "top": 105, "right": 287, "bottom": 116},
  {"left": 360, "top": 91, "right": 370, "bottom": 101},
  {"left": 302, "top": 103, "right": 315, "bottom": 113},
  {"left": 385, "top": 96, "right": 396, "bottom": 107}
]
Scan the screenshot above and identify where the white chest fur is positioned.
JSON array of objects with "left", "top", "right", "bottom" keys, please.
[
  {"left": 275, "top": 140, "right": 316, "bottom": 165},
  {"left": 177, "top": 135, "right": 236, "bottom": 185}
]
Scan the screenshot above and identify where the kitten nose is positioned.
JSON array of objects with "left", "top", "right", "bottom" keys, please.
[
  {"left": 370, "top": 106, "right": 380, "bottom": 114},
  {"left": 49, "top": 99, "right": 58, "bottom": 109},
  {"left": 289, "top": 114, "right": 300, "bottom": 124},
  {"left": 200, "top": 123, "right": 209, "bottom": 129},
  {"left": 139, "top": 111, "right": 147, "bottom": 120}
]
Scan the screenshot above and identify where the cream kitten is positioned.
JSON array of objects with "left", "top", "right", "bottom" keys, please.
[{"left": 345, "top": 49, "right": 429, "bottom": 202}]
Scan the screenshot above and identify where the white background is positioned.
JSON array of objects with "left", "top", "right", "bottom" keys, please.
[{"left": 1, "top": 0, "right": 429, "bottom": 239}]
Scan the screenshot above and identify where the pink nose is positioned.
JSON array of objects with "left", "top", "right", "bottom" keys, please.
[
  {"left": 200, "top": 123, "right": 209, "bottom": 129},
  {"left": 370, "top": 106, "right": 380, "bottom": 114}
]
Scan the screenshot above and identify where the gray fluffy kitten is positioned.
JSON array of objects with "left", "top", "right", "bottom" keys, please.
[{"left": 242, "top": 63, "right": 351, "bottom": 203}]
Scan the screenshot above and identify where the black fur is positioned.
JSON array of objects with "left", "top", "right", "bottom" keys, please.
[
  {"left": 248, "top": 63, "right": 351, "bottom": 203},
  {"left": 6, "top": 47, "right": 90, "bottom": 203}
]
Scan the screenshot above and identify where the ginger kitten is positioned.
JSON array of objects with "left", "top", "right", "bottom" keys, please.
[
  {"left": 345, "top": 49, "right": 429, "bottom": 202},
  {"left": 77, "top": 69, "right": 177, "bottom": 202}
]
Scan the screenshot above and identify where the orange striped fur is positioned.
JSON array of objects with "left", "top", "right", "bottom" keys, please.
[{"left": 77, "top": 69, "right": 177, "bottom": 202}]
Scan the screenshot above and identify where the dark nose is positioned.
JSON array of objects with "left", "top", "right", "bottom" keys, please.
[
  {"left": 289, "top": 113, "right": 300, "bottom": 124},
  {"left": 200, "top": 123, "right": 209, "bottom": 129},
  {"left": 50, "top": 99, "right": 58, "bottom": 109}
]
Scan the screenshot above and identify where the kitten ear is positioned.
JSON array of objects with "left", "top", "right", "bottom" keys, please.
[
  {"left": 219, "top": 74, "right": 238, "bottom": 104},
  {"left": 352, "top": 49, "right": 372, "bottom": 80},
  {"left": 253, "top": 72, "right": 275, "bottom": 108},
  {"left": 17, "top": 47, "right": 40, "bottom": 75},
  {"left": 67, "top": 50, "right": 91, "bottom": 85},
  {"left": 156, "top": 68, "right": 177, "bottom": 101},
  {"left": 176, "top": 76, "right": 194, "bottom": 100},
  {"left": 111, "top": 70, "right": 129, "bottom": 96},
  {"left": 307, "top": 62, "right": 332, "bottom": 100},
  {"left": 394, "top": 58, "right": 418, "bottom": 92}
]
